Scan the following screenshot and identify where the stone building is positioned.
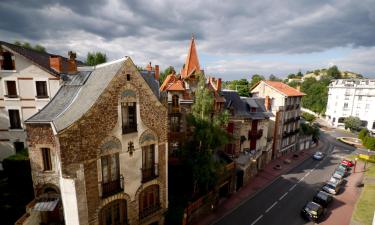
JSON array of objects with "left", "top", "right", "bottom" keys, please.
[
  {"left": 19, "top": 57, "right": 168, "bottom": 225},
  {"left": 251, "top": 81, "right": 305, "bottom": 158},
  {"left": 0, "top": 41, "right": 79, "bottom": 166},
  {"left": 221, "top": 90, "right": 272, "bottom": 188}
]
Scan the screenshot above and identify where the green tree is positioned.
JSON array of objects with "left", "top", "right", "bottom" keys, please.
[
  {"left": 227, "top": 79, "right": 250, "bottom": 97},
  {"left": 14, "top": 41, "right": 46, "bottom": 53},
  {"left": 327, "top": 65, "right": 341, "bottom": 79},
  {"left": 287, "top": 73, "right": 296, "bottom": 79},
  {"left": 250, "top": 74, "right": 265, "bottom": 89},
  {"left": 288, "top": 80, "right": 299, "bottom": 88},
  {"left": 159, "top": 66, "right": 175, "bottom": 84},
  {"left": 301, "top": 112, "right": 316, "bottom": 123},
  {"left": 296, "top": 71, "right": 303, "bottom": 77},
  {"left": 344, "top": 116, "right": 361, "bottom": 131},
  {"left": 363, "top": 136, "right": 375, "bottom": 150},
  {"left": 86, "top": 52, "right": 107, "bottom": 66},
  {"left": 269, "top": 74, "right": 282, "bottom": 81},
  {"left": 300, "top": 123, "right": 320, "bottom": 143},
  {"left": 358, "top": 128, "right": 368, "bottom": 140},
  {"left": 300, "top": 77, "right": 329, "bottom": 114},
  {"left": 182, "top": 74, "right": 230, "bottom": 194}
]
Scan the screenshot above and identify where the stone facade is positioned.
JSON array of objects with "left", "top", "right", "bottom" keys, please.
[{"left": 23, "top": 58, "right": 168, "bottom": 225}]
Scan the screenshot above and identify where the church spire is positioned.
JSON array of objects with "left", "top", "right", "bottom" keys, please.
[{"left": 180, "top": 35, "right": 201, "bottom": 79}]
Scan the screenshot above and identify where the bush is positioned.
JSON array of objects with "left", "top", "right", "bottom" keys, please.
[{"left": 358, "top": 128, "right": 368, "bottom": 140}]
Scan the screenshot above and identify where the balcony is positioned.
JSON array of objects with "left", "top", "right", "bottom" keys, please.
[
  {"left": 139, "top": 203, "right": 161, "bottom": 220},
  {"left": 248, "top": 129, "right": 263, "bottom": 140},
  {"left": 101, "top": 176, "right": 123, "bottom": 198},
  {"left": 141, "top": 164, "right": 159, "bottom": 183}
]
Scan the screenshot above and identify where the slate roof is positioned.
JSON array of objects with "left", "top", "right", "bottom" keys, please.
[
  {"left": 0, "top": 41, "right": 85, "bottom": 76},
  {"left": 222, "top": 90, "right": 272, "bottom": 120},
  {"left": 139, "top": 70, "right": 160, "bottom": 98}
]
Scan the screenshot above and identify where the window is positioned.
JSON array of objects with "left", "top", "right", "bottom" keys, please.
[
  {"left": 372, "top": 122, "right": 375, "bottom": 129},
  {"left": 338, "top": 117, "right": 345, "bottom": 123},
  {"left": 361, "top": 120, "right": 368, "bottom": 127},
  {"left": 8, "top": 109, "right": 21, "bottom": 129},
  {"left": 142, "top": 144, "right": 157, "bottom": 182},
  {"left": 126, "top": 74, "right": 130, "bottom": 81},
  {"left": 170, "top": 114, "right": 180, "bottom": 132},
  {"left": 100, "top": 199, "right": 127, "bottom": 225},
  {"left": 358, "top": 96, "right": 362, "bottom": 101},
  {"left": 343, "top": 103, "right": 348, "bottom": 109},
  {"left": 5, "top": 81, "right": 18, "bottom": 98},
  {"left": 41, "top": 148, "right": 52, "bottom": 171},
  {"left": 14, "top": 142, "right": 24, "bottom": 153},
  {"left": 172, "top": 95, "right": 179, "bottom": 112},
  {"left": 121, "top": 102, "right": 137, "bottom": 134},
  {"left": 1, "top": 52, "right": 15, "bottom": 70},
  {"left": 101, "top": 154, "right": 121, "bottom": 197},
  {"left": 139, "top": 185, "right": 160, "bottom": 219},
  {"left": 35, "top": 81, "right": 48, "bottom": 98}
]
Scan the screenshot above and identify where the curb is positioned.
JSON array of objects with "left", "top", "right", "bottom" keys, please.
[{"left": 208, "top": 142, "right": 324, "bottom": 225}]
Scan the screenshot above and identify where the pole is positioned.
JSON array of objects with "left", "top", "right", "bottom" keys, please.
[{"left": 354, "top": 158, "right": 358, "bottom": 173}]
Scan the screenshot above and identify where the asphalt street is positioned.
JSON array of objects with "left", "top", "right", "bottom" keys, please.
[{"left": 214, "top": 131, "right": 356, "bottom": 225}]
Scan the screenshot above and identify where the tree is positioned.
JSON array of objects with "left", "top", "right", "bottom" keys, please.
[
  {"left": 296, "top": 71, "right": 303, "bottom": 78},
  {"left": 300, "top": 123, "right": 320, "bottom": 143},
  {"left": 249, "top": 74, "right": 265, "bottom": 89},
  {"left": 182, "top": 74, "right": 230, "bottom": 194},
  {"left": 269, "top": 74, "right": 282, "bottom": 81},
  {"left": 159, "top": 66, "right": 175, "bottom": 84},
  {"left": 227, "top": 79, "right": 250, "bottom": 97},
  {"left": 86, "top": 52, "right": 107, "bottom": 66},
  {"left": 327, "top": 65, "right": 341, "bottom": 79},
  {"left": 14, "top": 41, "right": 46, "bottom": 53},
  {"left": 358, "top": 128, "right": 368, "bottom": 140},
  {"left": 288, "top": 80, "right": 299, "bottom": 88},
  {"left": 287, "top": 73, "right": 296, "bottom": 79},
  {"left": 344, "top": 116, "right": 361, "bottom": 131},
  {"left": 301, "top": 112, "right": 316, "bottom": 123},
  {"left": 300, "top": 77, "right": 329, "bottom": 114}
]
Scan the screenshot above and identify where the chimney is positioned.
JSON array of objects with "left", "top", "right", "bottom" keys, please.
[
  {"left": 50, "top": 55, "right": 62, "bottom": 73},
  {"left": 154, "top": 65, "right": 159, "bottom": 80},
  {"left": 67, "top": 51, "right": 77, "bottom": 74},
  {"left": 265, "top": 96, "right": 271, "bottom": 111},
  {"left": 217, "top": 78, "right": 222, "bottom": 91},
  {"left": 146, "top": 62, "right": 152, "bottom": 71}
]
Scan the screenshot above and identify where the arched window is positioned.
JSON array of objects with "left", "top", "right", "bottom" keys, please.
[
  {"left": 100, "top": 200, "right": 128, "bottom": 225},
  {"left": 2, "top": 51, "right": 15, "bottom": 70},
  {"left": 139, "top": 185, "right": 160, "bottom": 219}
]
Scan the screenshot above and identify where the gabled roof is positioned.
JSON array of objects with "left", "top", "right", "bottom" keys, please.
[
  {"left": 180, "top": 36, "right": 201, "bottom": 79},
  {"left": 159, "top": 73, "right": 186, "bottom": 92},
  {"left": 0, "top": 41, "right": 84, "bottom": 77},
  {"left": 253, "top": 80, "right": 305, "bottom": 97}
]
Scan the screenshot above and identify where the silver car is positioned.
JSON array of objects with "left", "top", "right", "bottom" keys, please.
[
  {"left": 322, "top": 181, "right": 340, "bottom": 195},
  {"left": 313, "top": 152, "right": 324, "bottom": 160}
]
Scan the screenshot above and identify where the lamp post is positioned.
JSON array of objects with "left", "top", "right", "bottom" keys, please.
[{"left": 354, "top": 158, "right": 358, "bottom": 173}]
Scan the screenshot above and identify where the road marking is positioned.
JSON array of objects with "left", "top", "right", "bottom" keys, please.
[
  {"left": 305, "top": 172, "right": 310, "bottom": 176},
  {"left": 310, "top": 168, "right": 315, "bottom": 173},
  {"left": 251, "top": 214, "right": 263, "bottom": 225},
  {"left": 289, "top": 184, "right": 297, "bottom": 191},
  {"left": 279, "top": 192, "right": 288, "bottom": 200},
  {"left": 265, "top": 202, "right": 278, "bottom": 213}
]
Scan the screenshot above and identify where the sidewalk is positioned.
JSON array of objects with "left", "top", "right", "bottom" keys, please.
[
  {"left": 193, "top": 143, "right": 323, "bottom": 225},
  {"left": 321, "top": 161, "right": 365, "bottom": 225}
]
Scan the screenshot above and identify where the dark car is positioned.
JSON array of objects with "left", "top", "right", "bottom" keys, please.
[
  {"left": 313, "top": 191, "right": 333, "bottom": 207},
  {"left": 301, "top": 201, "right": 324, "bottom": 222}
]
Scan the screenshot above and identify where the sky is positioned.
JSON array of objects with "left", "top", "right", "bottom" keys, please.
[{"left": 1, "top": 0, "right": 375, "bottom": 80}]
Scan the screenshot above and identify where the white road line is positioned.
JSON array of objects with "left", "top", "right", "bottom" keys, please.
[
  {"left": 289, "top": 184, "right": 297, "bottom": 191},
  {"left": 265, "top": 201, "right": 278, "bottom": 213},
  {"left": 251, "top": 214, "right": 264, "bottom": 225},
  {"left": 310, "top": 168, "right": 315, "bottom": 173},
  {"left": 305, "top": 172, "right": 310, "bottom": 176},
  {"left": 279, "top": 192, "right": 288, "bottom": 200}
]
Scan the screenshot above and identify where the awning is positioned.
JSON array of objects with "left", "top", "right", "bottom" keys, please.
[{"left": 34, "top": 199, "right": 59, "bottom": 212}]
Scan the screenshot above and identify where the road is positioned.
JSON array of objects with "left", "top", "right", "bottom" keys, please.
[{"left": 214, "top": 131, "right": 356, "bottom": 225}]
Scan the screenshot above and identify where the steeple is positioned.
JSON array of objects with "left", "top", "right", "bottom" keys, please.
[{"left": 180, "top": 35, "right": 201, "bottom": 79}]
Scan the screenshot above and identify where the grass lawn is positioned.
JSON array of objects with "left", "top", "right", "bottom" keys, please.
[{"left": 352, "top": 163, "right": 375, "bottom": 225}]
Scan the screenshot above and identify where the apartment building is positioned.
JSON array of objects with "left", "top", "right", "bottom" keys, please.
[
  {"left": 18, "top": 57, "right": 168, "bottom": 225},
  {"left": 0, "top": 41, "right": 78, "bottom": 166},
  {"left": 251, "top": 81, "right": 305, "bottom": 158},
  {"left": 325, "top": 79, "right": 375, "bottom": 133}
]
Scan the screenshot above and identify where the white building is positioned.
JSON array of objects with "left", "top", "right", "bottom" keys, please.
[
  {"left": 0, "top": 41, "right": 79, "bottom": 166},
  {"left": 325, "top": 79, "right": 375, "bottom": 133}
]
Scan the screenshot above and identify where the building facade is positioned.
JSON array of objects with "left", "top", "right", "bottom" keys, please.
[
  {"left": 19, "top": 57, "right": 168, "bottom": 225},
  {"left": 0, "top": 41, "right": 77, "bottom": 166},
  {"left": 251, "top": 81, "right": 305, "bottom": 158},
  {"left": 325, "top": 79, "right": 375, "bottom": 133}
]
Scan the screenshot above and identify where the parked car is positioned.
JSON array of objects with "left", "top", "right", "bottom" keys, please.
[
  {"left": 329, "top": 176, "right": 343, "bottom": 186},
  {"left": 332, "top": 170, "right": 345, "bottom": 179},
  {"left": 313, "top": 191, "right": 333, "bottom": 207},
  {"left": 313, "top": 152, "right": 324, "bottom": 160},
  {"left": 301, "top": 201, "right": 324, "bottom": 222},
  {"left": 341, "top": 159, "right": 354, "bottom": 167},
  {"left": 336, "top": 165, "right": 349, "bottom": 176},
  {"left": 322, "top": 181, "right": 340, "bottom": 195}
]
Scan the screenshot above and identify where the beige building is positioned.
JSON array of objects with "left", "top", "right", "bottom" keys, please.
[
  {"left": 0, "top": 41, "right": 78, "bottom": 166},
  {"left": 251, "top": 81, "right": 305, "bottom": 158},
  {"left": 18, "top": 57, "right": 168, "bottom": 225}
]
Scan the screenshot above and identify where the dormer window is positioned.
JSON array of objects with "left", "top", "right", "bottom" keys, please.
[{"left": 1, "top": 51, "right": 15, "bottom": 70}]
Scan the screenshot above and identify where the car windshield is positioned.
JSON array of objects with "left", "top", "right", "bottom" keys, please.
[
  {"left": 335, "top": 170, "right": 344, "bottom": 175},
  {"left": 325, "top": 183, "right": 336, "bottom": 189},
  {"left": 330, "top": 177, "right": 340, "bottom": 184},
  {"left": 305, "top": 202, "right": 321, "bottom": 214},
  {"left": 315, "top": 152, "right": 322, "bottom": 156},
  {"left": 316, "top": 191, "right": 328, "bottom": 200}
]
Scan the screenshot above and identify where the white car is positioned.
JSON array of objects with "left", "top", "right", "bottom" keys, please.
[
  {"left": 322, "top": 182, "right": 340, "bottom": 195},
  {"left": 313, "top": 152, "right": 324, "bottom": 160},
  {"left": 329, "top": 176, "right": 343, "bottom": 186}
]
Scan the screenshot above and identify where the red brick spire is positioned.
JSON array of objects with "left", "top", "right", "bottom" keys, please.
[{"left": 180, "top": 35, "right": 201, "bottom": 79}]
